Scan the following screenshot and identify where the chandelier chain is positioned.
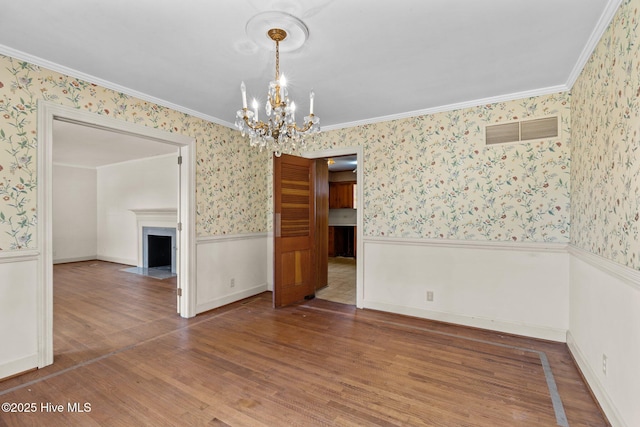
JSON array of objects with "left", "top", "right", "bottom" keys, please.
[{"left": 275, "top": 40, "right": 280, "bottom": 83}]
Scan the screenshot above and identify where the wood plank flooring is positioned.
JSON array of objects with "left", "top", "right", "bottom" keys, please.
[{"left": 0, "top": 261, "right": 608, "bottom": 426}]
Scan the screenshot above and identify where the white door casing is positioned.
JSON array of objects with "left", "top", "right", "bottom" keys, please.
[{"left": 36, "top": 100, "right": 196, "bottom": 368}]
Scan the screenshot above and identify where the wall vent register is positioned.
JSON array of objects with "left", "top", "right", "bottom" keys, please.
[{"left": 485, "top": 116, "right": 558, "bottom": 145}]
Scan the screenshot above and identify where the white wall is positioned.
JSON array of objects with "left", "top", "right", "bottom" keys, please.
[
  {"left": 196, "top": 234, "right": 268, "bottom": 313},
  {"left": 0, "top": 255, "right": 38, "bottom": 378},
  {"left": 52, "top": 164, "right": 97, "bottom": 263},
  {"left": 97, "top": 153, "right": 177, "bottom": 265},
  {"left": 568, "top": 248, "right": 640, "bottom": 427},
  {"left": 363, "top": 238, "right": 570, "bottom": 341}
]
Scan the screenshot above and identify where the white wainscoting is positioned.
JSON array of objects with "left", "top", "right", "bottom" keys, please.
[
  {"left": 0, "top": 252, "right": 39, "bottom": 379},
  {"left": 362, "top": 237, "right": 569, "bottom": 342},
  {"left": 196, "top": 233, "right": 268, "bottom": 313},
  {"left": 568, "top": 247, "right": 640, "bottom": 427}
]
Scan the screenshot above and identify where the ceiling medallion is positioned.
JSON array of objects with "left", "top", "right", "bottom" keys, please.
[{"left": 235, "top": 12, "right": 320, "bottom": 156}]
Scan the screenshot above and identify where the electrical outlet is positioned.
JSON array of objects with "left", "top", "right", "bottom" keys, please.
[
  {"left": 602, "top": 354, "right": 607, "bottom": 376},
  {"left": 230, "top": 278, "right": 235, "bottom": 288},
  {"left": 426, "top": 291, "right": 434, "bottom": 302}
]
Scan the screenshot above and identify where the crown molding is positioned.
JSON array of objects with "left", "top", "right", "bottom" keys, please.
[
  {"left": 321, "top": 84, "right": 569, "bottom": 132},
  {"left": 565, "top": 0, "right": 624, "bottom": 89},
  {"left": 0, "top": 44, "right": 236, "bottom": 130}
]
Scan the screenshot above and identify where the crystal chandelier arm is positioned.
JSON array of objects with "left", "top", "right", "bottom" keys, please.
[
  {"left": 290, "top": 114, "right": 316, "bottom": 132},
  {"left": 241, "top": 110, "right": 269, "bottom": 132}
]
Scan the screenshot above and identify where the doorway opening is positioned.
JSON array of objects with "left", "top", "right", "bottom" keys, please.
[
  {"left": 317, "top": 154, "right": 357, "bottom": 305},
  {"left": 37, "top": 101, "right": 196, "bottom": 369},
  {"left": 303, "top": 147, "right": 363, "bottom": 308}
]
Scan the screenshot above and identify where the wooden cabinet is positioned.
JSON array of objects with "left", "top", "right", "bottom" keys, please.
[{"left": 329, "top": 182, "right": 355, "bottom": 208}]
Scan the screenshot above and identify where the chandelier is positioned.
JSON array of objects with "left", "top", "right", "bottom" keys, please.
[{"left": 235, "top": 27, "right": 320, "bottom": 156}]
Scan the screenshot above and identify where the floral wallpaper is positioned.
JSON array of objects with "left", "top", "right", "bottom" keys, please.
[
  {"left": 0, "top": 49, "right": 573, "bottom": 252},
  {"left": 571, "top": 0, "right": 640, "bottom": 269},
  {"left": 0, "top": 54, "right": 268, "bottom": 251},
  {"left": 306, "top": 93, "right": 571, "bottom": 242}
]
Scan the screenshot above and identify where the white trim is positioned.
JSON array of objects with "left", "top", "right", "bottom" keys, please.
[
  {"left": 568, "top": 245, "right": 640, "bottom": 291},
  {"left": 0, "top": 354, "right": 38, "bottom": 381},
  {"left": 37, "top": 100, "right": 197, "bottom": 370},
  {"left": 196, "top": 232, "right": 268, "bottom": 244},
  {"left": 321, "top": 85, "right": 568, "bottom": 132},
  {"left": 364, "top": 300, "right": 567, "bottom": 342},
  {"left": 96, "top": 255, "right": 137, "bottom": 266},
  {"left": 0, "top": 45, "right": 234, "bottom": 130},
  {"left": 566, "top": 331, "right": 626, "bottom": 427},
  {"left": 565, "top": 0, "right": 624, "bottom": 89},
  {"left": 196, "top": 283, "right": 268, "bottom": 314},
  {"left": 36, "top": 101, "right": 53, "bottom": 369},
  {"left": 302, "top": 146, "right": 364, "bottom": 309},
  {"left": 129, "top": 208, "right": 177, "bottom": 222},
  {"left": 53, "top": 256, "right": 97, "bottom": 264},
  {"left": 365, "top": 235, "right": 568, "bottom": 253},
  {"left": 0, "top": 250, "right": 40, "bottom": 263}
]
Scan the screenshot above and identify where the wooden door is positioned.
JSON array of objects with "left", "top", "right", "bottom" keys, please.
[
  {"left": 273, "top": 154, "right": 316, "bottom": 307},
  {"left": 314, "top": 159, "right": 329, "bottom": 291}
]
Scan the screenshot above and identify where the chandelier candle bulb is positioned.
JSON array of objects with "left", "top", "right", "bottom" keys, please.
[
  {"left": 310, "top": 91, "right": 314, "bottom": 115},
  {"left": 252, "top": 98, "right": 259, "bottom": 121},
  {"left": 280, "top": 75, "right": 287, "bottom": 101},
  {"left": 241, "top": 82, "right": 247, "bottom": 109},
  {"left": 291, "top": 101, "right": 296, "bottom": 121}
]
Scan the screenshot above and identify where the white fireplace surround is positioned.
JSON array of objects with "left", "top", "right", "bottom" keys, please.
[{"left": 130, "top": 208, "right": 178, "bottom": 273}]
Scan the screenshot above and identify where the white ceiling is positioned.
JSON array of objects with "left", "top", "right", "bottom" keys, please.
[
  {"left": 0, "top": 1, "right": 621, "bottom": 142},
  {"left": 52, "top": 121, "right": 178, "bottom": 168},
  {"left": 328, "top": 155, "right": 358, "bottom": 172}
]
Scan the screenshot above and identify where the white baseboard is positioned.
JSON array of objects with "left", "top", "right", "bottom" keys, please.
[
  {"left": 0, "top": 353, "right": 38, "bottom": 380},
  {"left": 566, "top": 331, "right": 624, "bottom": 427},
  {"left": 53, "top": 255, "right": 97, "bottom": 264},
  {"left": 363, "top": 300, "right": 567, "bottom": 342},
  {"left": 96, "top": 255, "right": 137, "bottom": 266},
  {"left": 196, "top": 283, "right": 267, "bottom": 314}
]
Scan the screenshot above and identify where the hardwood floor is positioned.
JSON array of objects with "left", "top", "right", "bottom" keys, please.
[{"left": 0, "top": 261, "right": 608, "bottom": 426}]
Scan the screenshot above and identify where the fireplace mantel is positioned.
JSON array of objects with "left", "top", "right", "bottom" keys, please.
[{"left": 130, "top": 208, "right": 177, "bottom": 223}]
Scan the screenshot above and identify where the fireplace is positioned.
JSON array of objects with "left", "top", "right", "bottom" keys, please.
[{"left": 143, "top": 227, "right": 176, "bottom": 273}]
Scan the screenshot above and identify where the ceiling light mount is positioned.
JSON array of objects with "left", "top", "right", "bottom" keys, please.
[
  {"left": 245, "top": 11, "right": 309, "bottom": 52},
  {"left": 267, "top": 28, "right": 287, "bottom": 43}
]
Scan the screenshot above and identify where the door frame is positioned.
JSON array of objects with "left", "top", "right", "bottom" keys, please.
[
  {"left": 302, "top": 146, "right": 363, "bottom": 308},
  {"left": 36, "top": 100, "right": 197, "bottom": 368}
]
